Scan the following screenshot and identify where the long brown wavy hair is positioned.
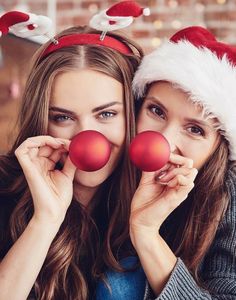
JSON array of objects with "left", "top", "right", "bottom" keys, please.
[
  {"left": 160, "top": 138, "right": 232, "bottom": 280},
  {"left": 136, "top": 83, "right": 234, "bottom": 285},
  {"left": 0, "top": 26, "right": 143, "bottom": 299}
]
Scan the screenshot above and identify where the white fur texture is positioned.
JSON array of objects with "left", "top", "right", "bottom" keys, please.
[{"left": 132, "top": 40, "right": 236, "bottom": 160}]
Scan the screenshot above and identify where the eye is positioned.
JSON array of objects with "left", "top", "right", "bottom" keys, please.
[
  {"left": 98, "top": 111, "right": 116, "bottom": 119},
  {"left": 49, "top": 114, "right": 73, "bottom": 123},
  {"left": 187, "top": 125, "right": 205, "bottom": 136},
  {"left": 147, "top": 104, "right": 165, "bottom": 119}
]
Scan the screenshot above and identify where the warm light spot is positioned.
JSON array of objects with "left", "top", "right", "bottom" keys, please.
[
  {"left": 195, "top": 3, "right": 205, "bottom": 12},
  {"left": 151, "top": 37, "right": 162, "bottom": 47},
  {"left": 88, "top": 4, "right": 98, "bottom": 13},
  {"left": 168, "top": 0, "right": 178, "bottom": 8},
  {"left": 171, "top": 20, "right": 182, "bottom": 29},
  {"left": 153, "top": 20, "right": 163, "bottom": 29},
  {"left": 216, "top": 0, "right": 226, "bottom": 4}
]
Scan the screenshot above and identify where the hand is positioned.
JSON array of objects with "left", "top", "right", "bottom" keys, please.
[
  {"left": 15, "top": 136, "right": 77, "bottom": 225},
  {"left": 130, "top": 153, "right": 198, "bottom": 241}
]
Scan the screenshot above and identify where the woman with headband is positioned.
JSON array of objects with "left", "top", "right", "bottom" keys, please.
[
  {"left": 0, "top": 2, "right": 147, "bottom": 299},
  {"left": 128, "top": 26, "right": 236, "bottom": 299}
]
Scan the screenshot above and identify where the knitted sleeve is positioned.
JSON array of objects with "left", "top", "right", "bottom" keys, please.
[{"left": 144, "top": 167, "right": 236, "bottom": 300}]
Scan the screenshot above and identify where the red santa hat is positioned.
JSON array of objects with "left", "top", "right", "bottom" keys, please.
[
  {"left": 90, "top": 0, "right": 150, "bottom": 31},
  {"left": 133, "top": 26, "right": 236, "bottom": 160}
]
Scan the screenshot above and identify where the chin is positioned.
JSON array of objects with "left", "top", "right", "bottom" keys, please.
[
  {"left": 73, "top": 166, "right": 112, "bottom": 188},
  {"left": 73, "top": 148, "right": 122, "bottom": 188}
]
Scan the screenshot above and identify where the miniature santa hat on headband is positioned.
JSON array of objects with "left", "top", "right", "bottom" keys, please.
[
  {"left": 90, "top": 0, "right": 150, "bottom": 32},
  {"left": 133, "top": 26, "right": 236, "bottom": 160},
  {"left": 0, "top": 10, "right": 52, "bottom": 38},
  {"left": 1, "top": 1, "right": 148, "bottom": 56}
]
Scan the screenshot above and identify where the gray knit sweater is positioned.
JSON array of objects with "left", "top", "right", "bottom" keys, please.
[{"left": 143, "top": 166, "right": 236, "bottom": 300}]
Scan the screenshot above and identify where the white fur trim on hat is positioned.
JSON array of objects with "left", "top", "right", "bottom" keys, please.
[{"left": 132, "top": 40, "right": 236, "bottom": 160}]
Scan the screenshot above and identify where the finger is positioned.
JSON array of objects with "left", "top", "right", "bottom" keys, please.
[
  {"left": 167, "top": 168, "right": 197, "bottom": 190},
  {"left": 187, "top": 168, "right": 198, "bottom": 181},
  {"left": 167, "top": 174, "right": 191, "bottom": 188},
  {"left": 27, "top": 136, "right": 66, "bottom": 148},
  {"left": 139, "top": 170, "right": 157, "bottom": 186},
  {"left": 38, "top": 145, "right": 54, "bottom": 158},
  {"left": 15, "top": 139, "right": 40, "bottom": 157},
  {"left": 15, "top": 136, "right": 64, "bottom": 159},
  {"left": 137, "top": 171, "right": 164, "bottom": 199},
  {"left": 49, "top": 148, "right": 68, "bottom": 165},
  {"left": 45, "top": 148, "right": 68, "bottom": 171},
  {"left": 35, "top": 141, "right": 68, "bottom": 162},
  {"left": 28, "top": 146, "right": 67, "bottom": 171},
  {"left": 15, "top": 139, "right": 41, "bottom": 167},
  {"left": 27, "top": 147, "right": 40, "bottom": 161},
  {"left": 52, "top": 138, "right": 71, "bottom": 151},
  {"left": 62, "top": 155, "right": 77, "bottom": 180},
  {"left": 169, "top": 153, "right": 193, "bottom": 168},
  {"left": 15, "top": 137, "right": 63, "bottom": 176},
  {"left": 157, "top": 162, "right": 172, "bottom": 173},
  {"left": 157, "top": 167, "right": 192, "bottom": 184},
  {"left": 60, "top": 139, "right": 71, "bottom": 151}
]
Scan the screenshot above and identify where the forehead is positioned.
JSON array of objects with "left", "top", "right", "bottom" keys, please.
[
  {"left": 147, "top": 81, "right": 220, "bottom": 126},
  {"left": 50, "top": 69, "right": 124, "bottom": 108}
]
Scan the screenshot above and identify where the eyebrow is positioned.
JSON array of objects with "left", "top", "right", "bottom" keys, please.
[
  {"left": 49, "top": 101, "right": 122, "bottom": 115},
  {"left": 91, "top": 101, "right": 122, "bottom": 113},
  {"left": 145, "top": 96, "right": 213, "bottom": 129},
  {"left": 184, "top": 117, "right": 213, "bottom": 129}
]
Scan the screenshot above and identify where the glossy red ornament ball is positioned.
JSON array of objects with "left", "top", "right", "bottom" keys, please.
[
  {"left": 129, "top": 131, "right": 170, "bottom": 172},
  {"left": 69, "top": 130, "right": 111, "bottom": 171}
]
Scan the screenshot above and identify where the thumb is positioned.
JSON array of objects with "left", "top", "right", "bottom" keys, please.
[
  {"left": 137, "top": 169, "right": 165, "bottom": 197},
  {"left": 139, "top": 170, "right": 156, "bottom": 185},
  {"left": 62, "top": 156, "right": 77, "bottom": 180}
]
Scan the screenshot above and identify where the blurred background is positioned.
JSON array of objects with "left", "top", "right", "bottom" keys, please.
[{"left": 0, "top": 0, "right": 236, "bottom": 153}]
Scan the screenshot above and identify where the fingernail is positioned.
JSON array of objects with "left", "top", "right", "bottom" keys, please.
[
  {"left": 159, "top": 182, "right": 168, "bottom": 185},
  {"left": 156, "top": 171, "right": 167, "bottom": 180}
]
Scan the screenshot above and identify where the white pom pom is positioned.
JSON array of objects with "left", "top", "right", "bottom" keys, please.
[
  {"left": 143, "top": 8, "right": 150, "bottom": 16},
  {"left": 0, "top": 31, "right": 2, "bottom": 37}
]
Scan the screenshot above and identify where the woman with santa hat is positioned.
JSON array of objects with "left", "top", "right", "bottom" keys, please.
[
  {"left": 129, "top": 26, "right": 236, "bottom": 299},
  {"left": 0, "top": 1, "right": 149, "bottom": 299}
]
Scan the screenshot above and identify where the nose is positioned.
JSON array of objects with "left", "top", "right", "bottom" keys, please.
[
  {"left": 160, "top": 126, "right": 179, "bottom": 154},
  {"left": 73, "top": 118, "right": 99, "bottom": 137}
]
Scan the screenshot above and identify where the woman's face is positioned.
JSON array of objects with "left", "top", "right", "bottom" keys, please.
[
  {"left": 137, "top": 81, "right": 220, "bottom": 170},
  {"left": 48, "top": 69, "right": 125, "bottom": 195}
]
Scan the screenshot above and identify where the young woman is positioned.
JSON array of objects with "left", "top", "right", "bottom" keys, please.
[
  {"left": 130, "top": 26, "right": 236, "bottom": 299},
  {"left": 0, "top": 21, "right": 143, "bottom": 300}
]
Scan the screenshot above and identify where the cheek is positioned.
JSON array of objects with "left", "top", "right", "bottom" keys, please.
[
  {"left": 47, "top": 123, "right": 75, "bottom": 139},
  {"left": 184, "top": 142, "right": 215, "bottom": 170},
  {"left": 193, "top": 153, "right": 210, "bottom": 170},
  {"left": 105, "top": 118, "right": 126, "bottom": 147},
  {"left": 47, "top": 124, "right": 58, "bottom": 137},
  {"left": 109, "top": 128, "right": 125, "bottom": 148},
  {"left": 137, "top": 112, "right": 157, "bottom": 133}
]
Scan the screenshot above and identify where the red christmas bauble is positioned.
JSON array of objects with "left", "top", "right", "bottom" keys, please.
[
  {"left": 69, "top": 130, "right": 111, "bottom": 171},
  {"left": 129, "top": 131, "right": 170, "bottom": 172}
]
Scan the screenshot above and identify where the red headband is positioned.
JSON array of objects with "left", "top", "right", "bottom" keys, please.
[{"left": 41, "top": 33, "right": 132, "bottom": 58}]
